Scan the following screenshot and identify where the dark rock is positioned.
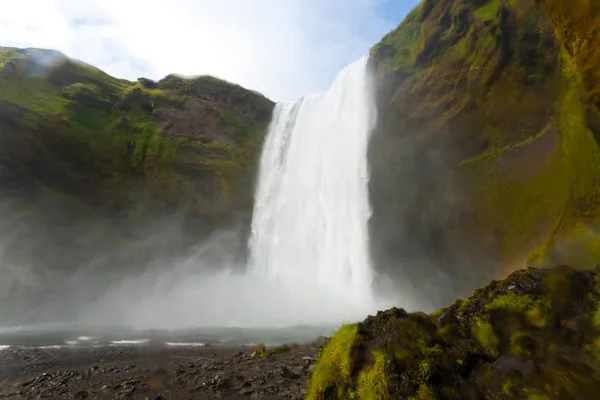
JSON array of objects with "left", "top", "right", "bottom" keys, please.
[
  {"left": 279, "top": 366, "right": 300, "bottom": 379},
  {"left": 137, "top": 77, "right": 157, "bottom": 89},
  {"left": 116, "top": 87, "right": 154, "bottom": 113}
]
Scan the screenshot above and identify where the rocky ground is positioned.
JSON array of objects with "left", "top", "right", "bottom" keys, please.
[{"left": 0, "top": 338, "right": 327, "bottom": 400}]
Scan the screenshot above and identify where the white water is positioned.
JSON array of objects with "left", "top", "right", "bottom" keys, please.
[
  {"left": 248, "top": 56, "right": 380, "bottom": 315},
  {"left": 110, "top": 339, "right": 150, "bottom": 345},
  {"left": 165, "top": 342, "right": 205, "bottom": 347}
]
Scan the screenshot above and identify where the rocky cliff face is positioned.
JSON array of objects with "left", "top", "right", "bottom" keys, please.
[
  {"left": 368, "top": 0, "right": 600, "bottom": 308},
  {"left": 0, "top": 48, "right": 273, "bottom": 319}
]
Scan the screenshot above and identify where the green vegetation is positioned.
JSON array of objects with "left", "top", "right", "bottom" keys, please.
[
  {"left": 473, "top": 0, "right": 502, "bottom": 21},
  {"left": 356, "top": 351, "right": 389, "bottom": 399},
  {"left": 368, "top": 0, "right": 600, "bottom": 274},
  {"left": 305, "top": 324, "right": 359, "bottom": 399},
  {"left": 260, "top": 344, "right": 292, "bottom": 358},
  {"left": 510, "top": 331, "right": 536, "bottom": 356},
  {"left": 0, "top": 46, "right": 273, "bottom": 224},
  {"left": 309, "top": 267, "right": 600, "bottom": 398},
  {"left": 370, "top": 3, "right": 424, "bottom": 71},
  {"left": 473, "top": 317, "right": 499, "bottom": 357},
  {"left": 486, "top": 293, "right": 551, "bottom": 328}
]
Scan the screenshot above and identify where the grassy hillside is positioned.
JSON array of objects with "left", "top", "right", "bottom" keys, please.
[
  {"left": 0, "top": 48, "right": 274, "bottom": 303},
  {"left": 0, "top": 47, "right": 273, "bottom": 230},
  {"left": 368, "top": 0, "right": 600, "bottom": 306}
]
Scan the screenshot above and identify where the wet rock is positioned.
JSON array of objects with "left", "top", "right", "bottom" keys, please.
[{"left": 279, "top": 365, "right": 301, "bottom": 379}]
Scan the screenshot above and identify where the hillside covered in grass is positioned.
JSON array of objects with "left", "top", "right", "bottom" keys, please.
[
  {"left": 0, "top": 48, "right": 274, "bottom": 318},
  {"left": 367, "top": 0, "right": 600, "bottom": 307},
  {"left": 0, "top": 47, "right": 273, "bottom": 228}
]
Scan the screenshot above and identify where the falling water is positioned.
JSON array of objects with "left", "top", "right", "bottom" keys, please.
[{"left": 248, "top": 56, "right": 378, "bottom": 312}]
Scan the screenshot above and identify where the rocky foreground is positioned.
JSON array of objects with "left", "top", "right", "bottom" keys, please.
[
  {"left": 306, "top": 265, "right": 600, "bottom": 399},
  {"left": 0, "top": 338, "right": 326, "bottom": 400}
]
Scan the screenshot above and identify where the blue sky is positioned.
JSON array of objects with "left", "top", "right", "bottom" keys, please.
[{"left": 0, "top": 0, "right": 420, "bottom": 101}]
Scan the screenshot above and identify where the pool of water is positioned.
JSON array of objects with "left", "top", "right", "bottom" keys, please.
[{"left": 0, "top": 322, "right": 338, "bottom": 350}]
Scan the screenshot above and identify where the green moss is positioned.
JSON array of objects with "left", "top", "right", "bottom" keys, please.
[
  {"left": 474, "top": 317, "right": 499, "bottom": 357},
  {"left": 585, "top": 338, "right": 600, "bottom": 362},
  {"left": 486, "top": 293, "right": 551, "bottom": 328},
  {"left": 511, "top": 331, "right": 536, "bottom": 356},
  {"left": 261, "top": 344, "right": 291, "bottom": 358},
  {"left": 305, "top": 324, "right": 360, "bottom": 400},
  {"left": 522, "top": 389, "right": 550, "bottom": 400},
  {"left": 219, "top": 109, "right": 244, "bottom": 129},
  {"left": 502, "top": 379, "right": 514, "bottom": 396},
  {"left": 371, "top": 3, "right": 424, "bottom": 70},
  {"left": 356, "top": 351, "right": 389, "bottom": 400},
  {"left": 408, "top": 385, "right": 438, "bottom": 400},
  {"left": 474, "top": 0, "right": 502, "bottom": 21},
  {"left": 416, "top": 345, "right": 444, "bottom": 384},
  {"left": 592, "top": 307, "right": 600, "bottom": 328},
  {"left": 62, "top": 82, "right": 107, "bottom": 101},
  {"left": 0, "top": 73, "right": 67, "bottom": 125}
]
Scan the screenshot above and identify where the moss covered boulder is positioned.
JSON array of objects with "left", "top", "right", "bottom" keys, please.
[
  {"left": 307, "top": 265, "right": 600, "bottom": 399},
  {"left": 368, "top": 0, "right": 600, "bottom": 307}
]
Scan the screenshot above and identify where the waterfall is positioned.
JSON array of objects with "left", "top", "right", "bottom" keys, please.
[{"left": 248, "top": 56, "right": 378, "bottom": 309}]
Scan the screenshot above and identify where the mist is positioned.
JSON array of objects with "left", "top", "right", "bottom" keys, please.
[{"left": 0, "top": 207, "right": 409, "bottom": 331}]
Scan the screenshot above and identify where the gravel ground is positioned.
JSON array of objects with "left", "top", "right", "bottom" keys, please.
[{"left": 0, "top": 338, "right": 328, "bottom": 399}]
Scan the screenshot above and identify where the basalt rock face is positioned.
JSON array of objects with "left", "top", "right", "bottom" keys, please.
[
  {"left": 306, "top": 265, "right": 600, "bottom": 399},
  {"left": 0, "top": 48, "right": 274, "bottom": 320},
  {"left": 367, "top": 0, "right": 600, "bottom": 308}
]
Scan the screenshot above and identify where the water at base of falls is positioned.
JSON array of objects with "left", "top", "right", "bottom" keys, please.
[{"left": 248, "top": 56, "right": 379, "bottom": 312}]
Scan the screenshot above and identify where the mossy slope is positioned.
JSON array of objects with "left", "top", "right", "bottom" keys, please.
[
  {"left": 368, "top": 0, "right": 600, "bottom": 306},
  {"left": 307, "top": 265, "right": 600, "bottom": 399},
  {"left": 0, "top": 47, "right": 274, "bottom": 241}
]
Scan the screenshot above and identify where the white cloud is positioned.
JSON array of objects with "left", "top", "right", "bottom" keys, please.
[{"left": 0, "top": 0, "right": 403, "bottom": 101}]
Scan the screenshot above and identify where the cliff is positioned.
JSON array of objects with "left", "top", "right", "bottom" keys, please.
[
  {"left": 0, "top": 48, "right": 273, "bottom": 318},
  {"left": 367, "top": 0, "right": 600, "bottom": 307},
  {"left": 0, "top": 48, "right": 273, "bottom": 229}
]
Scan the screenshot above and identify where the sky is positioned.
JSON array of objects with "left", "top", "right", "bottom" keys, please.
[{"left": 0, "top": 0, "right": 420, "bottom": 102}]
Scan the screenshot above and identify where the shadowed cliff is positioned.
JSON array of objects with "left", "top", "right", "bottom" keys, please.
[{"left": 368, "top": 0, "right": 600, "bottom": 308}]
